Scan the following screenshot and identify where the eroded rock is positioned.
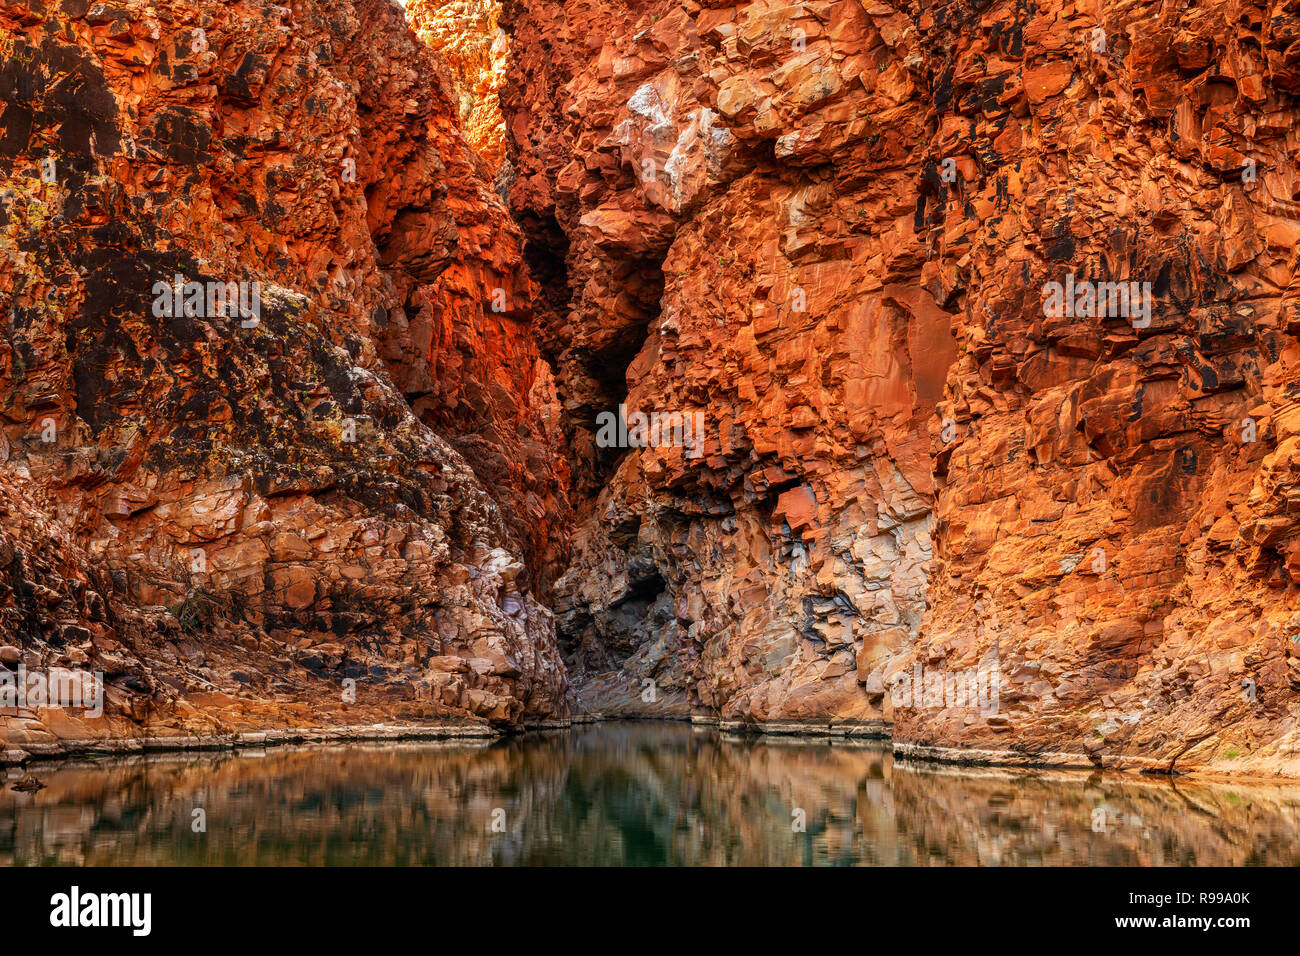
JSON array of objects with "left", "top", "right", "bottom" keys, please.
[
  {"left": 0, "top": 0, "right": 572, "bottom": 747},
  {"left": 500, "top": 0, "right": 1300, "bottom": 774}
]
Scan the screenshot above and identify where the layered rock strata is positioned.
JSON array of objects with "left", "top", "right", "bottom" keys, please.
[
  {"left": 500, "top": 0, "right": 1300, "bottom": 775},
  {"left": 899, "top": 0, "right": 1300, "bottom": 777},
  {"left": 502, "top": 0, "right": 955, "bottom": 724},
  {"left": 0, "top": 0, "right": 571, "bottom": 754},
  {"left": 3, "top": 0, "right": 1299, "bottom": 779}
]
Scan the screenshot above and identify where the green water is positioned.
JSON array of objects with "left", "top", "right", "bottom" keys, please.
[{"left": 1, "top": 721, "right": 1296, "bottom": 865}]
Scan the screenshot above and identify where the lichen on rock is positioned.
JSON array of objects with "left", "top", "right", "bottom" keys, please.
[{"left": 0, "top": 0, "right": 571, "bottom": 752}]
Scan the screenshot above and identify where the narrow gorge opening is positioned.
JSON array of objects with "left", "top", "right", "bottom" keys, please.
[{"left": 0, "top": 0, "right": 1296, "bottom": 800}]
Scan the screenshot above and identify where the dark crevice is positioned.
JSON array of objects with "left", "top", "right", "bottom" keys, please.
[
  {"left": 579, "top": 254, "right": 665, "bottom": 493},
  {"left": 517, "top": 210, "right": 570, "bottom": 344}
]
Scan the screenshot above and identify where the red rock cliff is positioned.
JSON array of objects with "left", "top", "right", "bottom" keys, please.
[
  {"left": 5, "top": 0, "right": 1300, "bottom": 778},
  {"left": 405, "top": 0, "right": 509, "bottom": 171},
  {"left": 0, "top": 0, "right": 571, "bottom": 754},
  {"left": 499, "top": 0, "right": 1300, "bottom": 774}
]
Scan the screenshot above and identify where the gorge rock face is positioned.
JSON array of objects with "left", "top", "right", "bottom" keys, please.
[
  {"left": 3, "top": 0, "right": 1299, "bottom": 780},
  {"left": 500, "top": 0, "right": 1300, "bottom": 773},
  {"left": 502, "top": 0, "right": 950, "bottom": 725},
  {"left": 0, "top": 0, "right": 571, "bottom": 750}
]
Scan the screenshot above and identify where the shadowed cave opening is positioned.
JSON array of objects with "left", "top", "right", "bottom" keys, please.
[
  {"left": 516, "top": 210, "right": 570, "bottom": 333},
  {"left": 566, "top": 558, "right": 672, "bottom": 679},
  {"left": 581, "top": 255, "right": 666, "bottom": 492}
]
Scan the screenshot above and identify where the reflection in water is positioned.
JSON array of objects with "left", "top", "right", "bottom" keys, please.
[{"left": 1, "top": 722, "right": 1297, "bottom": 865}]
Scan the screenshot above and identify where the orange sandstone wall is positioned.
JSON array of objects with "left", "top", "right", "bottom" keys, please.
[
  {"left": 500, "top": 0, "right": 1300, "bottom": 775},
  {"left": 0, "top": 0, "right": 571, "bottom": 753},
  {"left": 502, "top": 0, "right": 953, "bottom": 724}
]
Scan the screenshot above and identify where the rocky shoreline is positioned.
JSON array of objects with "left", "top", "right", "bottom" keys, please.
[
  {"left": 8, "top": 714, "right": 1300, "bottom": 785},
  {"left": 0, "top": 721, "right": 501, "bottom": 767}
]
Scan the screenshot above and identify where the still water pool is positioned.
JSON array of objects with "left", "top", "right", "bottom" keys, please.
[{"left": 1, "top": 721, "right": 1296, "bottom": 865}]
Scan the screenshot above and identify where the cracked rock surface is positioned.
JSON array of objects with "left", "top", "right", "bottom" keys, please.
[
  {"left": 500, "top": 0, "right": 1300, "bottom": 774},
  {"left": 0, "top": 0, "right": 571, "bottom": 750}
]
